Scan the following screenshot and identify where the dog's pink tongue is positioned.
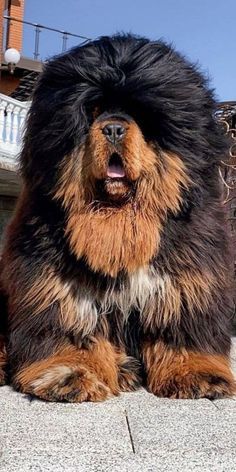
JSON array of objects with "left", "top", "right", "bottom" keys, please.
[{"left": 107, "top": 164, "right": 125, "bottom": 178}]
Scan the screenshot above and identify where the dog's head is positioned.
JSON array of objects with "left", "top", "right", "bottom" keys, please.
[{"left": 22, "top": 34, "right": 225, "bottom": 203}]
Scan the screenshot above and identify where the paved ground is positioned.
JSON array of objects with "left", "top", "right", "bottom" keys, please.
[{"left": 1, "top": 341, "right": 236, "bottom": 472}]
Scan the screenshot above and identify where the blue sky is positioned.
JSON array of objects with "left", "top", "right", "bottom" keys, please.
[{"left": 23, "top": 0, "right": 236, "bottom": 101}]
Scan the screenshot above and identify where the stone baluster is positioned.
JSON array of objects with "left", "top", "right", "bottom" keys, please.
[
  {"left": 19, "top": 108, "right": 27, "bottom": 145},
  {"left": 5, "top": 103, "right": 14, "bottom": 144},
  {"left": 0, "top": 95, "right": 30, "bottom": 157},
  {"left": 0, "top": 99, "right": 7, "bottom": 146},
  {"left": 12, "top": 106, "right": 21, "bottom": 146}
]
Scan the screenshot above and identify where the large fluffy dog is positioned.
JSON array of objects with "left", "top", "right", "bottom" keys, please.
[{"left": 0, "top": 35, "right": 235, "bottom": 400}]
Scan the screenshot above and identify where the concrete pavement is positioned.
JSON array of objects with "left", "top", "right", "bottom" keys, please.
[{"left": 0, "top": 341, "right": 235, "bottom": 472}]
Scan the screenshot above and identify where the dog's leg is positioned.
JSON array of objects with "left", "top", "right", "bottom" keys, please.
[
  {"left": 142, "top": 340, "right": 235, "bottom": 399},
  {"left": 12, "top": 336, "right": 129, "bottom": 402},
  {"left": 4, "top": 250, "right": 141, "bottom": 401},
  {"left": 141, "top": 266, "right": 236, "bottom": 399}
]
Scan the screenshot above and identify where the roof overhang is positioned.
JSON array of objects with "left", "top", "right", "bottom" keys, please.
[{"left": 1, "top": 56, "right": 43, "bottom": 73}]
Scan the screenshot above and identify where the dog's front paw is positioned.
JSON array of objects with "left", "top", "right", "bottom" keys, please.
[
  {"left": 15, "top": 364, "right": 113, "bottom": 402},
  {"left": 144, "top": 342, "right": 236, "bottom": 400},
  {"left": 148, "top": 371, "right": 236, "bottom": 399}
]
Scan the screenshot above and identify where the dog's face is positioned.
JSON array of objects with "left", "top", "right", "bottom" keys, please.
[
  {"left": 22, "top": 36, "right": 224, "bottom": 194},
  {"left": 87, "top": 112, "right": 151, "bottom": 202},
  {"left": 23, "top": 35, "right": 224, "bottom": 202}
]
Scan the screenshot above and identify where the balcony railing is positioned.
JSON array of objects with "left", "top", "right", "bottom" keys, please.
[
  {"left": 0, "top": 93, "right": 30, "bottom": 167},
  {"left": 3, "top": 16, "right": 91, "bottom": 61}
]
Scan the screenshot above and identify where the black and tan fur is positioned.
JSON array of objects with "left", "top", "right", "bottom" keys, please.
[{"left": 0, "top": 34, "right": 235, "bottom": 401}]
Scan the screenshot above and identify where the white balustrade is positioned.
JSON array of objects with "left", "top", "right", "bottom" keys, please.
[{"left": 0, "top": 93, "right": 30, "bottom": 166}]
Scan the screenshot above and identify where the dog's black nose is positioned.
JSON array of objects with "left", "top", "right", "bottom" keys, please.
[{"left": 102, "top": 123, "right": 125, "bottom": 144}]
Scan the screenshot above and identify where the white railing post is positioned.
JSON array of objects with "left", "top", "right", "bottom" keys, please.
[
  {"left": 0, "top": 93, "right": 30, "bottom": 165},
  {"left": 12, "top": 106, "right": 21, "bottom": 146},
  {"left": 19, "top": 107, "right": 27, "bottom": 144},
  {"left": 0, "top": 100, "right": 7, "bottom": 147},
  {"left": 5, "top": 103, "right": 14, "bottom": 145}
]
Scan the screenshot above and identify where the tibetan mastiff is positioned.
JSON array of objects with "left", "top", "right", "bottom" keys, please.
[{"left": 0, "top": 34, "right": 235, "bottom": 401}]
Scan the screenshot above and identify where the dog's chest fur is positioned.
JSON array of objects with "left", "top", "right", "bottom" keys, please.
[{"left": 70, "top": 266, "right": 170, "bottom": 336}]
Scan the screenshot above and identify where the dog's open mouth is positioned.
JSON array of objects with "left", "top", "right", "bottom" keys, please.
[{"left": 107, "top": 153, "right": 125, "bottom": 178}]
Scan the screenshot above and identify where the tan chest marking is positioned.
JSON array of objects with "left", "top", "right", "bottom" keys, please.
[{"left": 66, "top": 204, "right": 160, "bottom": 277}]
